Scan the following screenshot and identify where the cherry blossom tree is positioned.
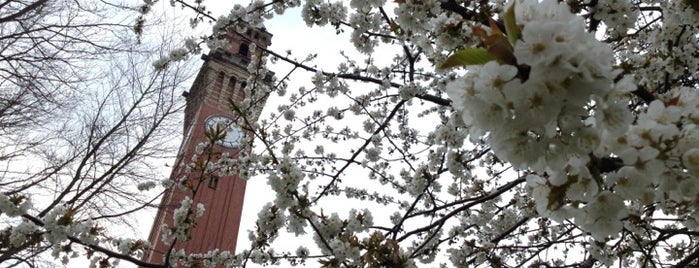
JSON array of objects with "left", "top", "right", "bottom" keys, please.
[
  {"left": 5, "top": 0, "right": 699, "bottom": 267},
  {"left": 157, "top": 0, "right": 699, "bottom": 267}
]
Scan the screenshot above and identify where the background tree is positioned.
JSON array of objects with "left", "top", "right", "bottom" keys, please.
[{"left": 0, "top": 0, "right": 195, "bottom": 267}]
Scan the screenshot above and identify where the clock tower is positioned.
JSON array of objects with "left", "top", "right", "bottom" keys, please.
[{"left": 144, "top": 25, "right": 272, "bottom": 265}]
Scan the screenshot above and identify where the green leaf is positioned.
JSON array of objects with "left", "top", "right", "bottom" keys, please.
[
  {"left": 439, "top": 48, "right": 495, "bottom": 70},
  {"left": 503, "top": 2, "right": 520, "bottom": 46}
]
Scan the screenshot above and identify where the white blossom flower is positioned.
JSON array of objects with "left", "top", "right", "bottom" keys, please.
[
  {"left": 137, "top": 181, "right": 157, "bottom": 191},
  {"left": 152, "top": 56, "right": 169, "bottom": 70},
  {"left": 169, "top": 48, "right": 188, "bottom": 61},
  {"left": 296, "top": 246, "right": 309, "bottom": 257},
  {"left": 684, "top": 148, "right": 699, "bottom": 175},
  {"left": 575, "top": 191, "right": 627, "bottom": 240}
]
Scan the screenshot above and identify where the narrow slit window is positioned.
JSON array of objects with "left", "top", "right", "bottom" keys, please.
[
  {"left": 238, "top": 82, "right": 247, "bottom": 102},
  {"left": 212, "top": 72, "right": 225, "bottom": 103},
  {"left": 208, "top": 175, "right": 220, "bottom": 189},
  {"left": 227, "top": 76, "right": 237, "bottom": 99},
  {"left": 238, "top": 43, "right": 249, "bottom": 58}
]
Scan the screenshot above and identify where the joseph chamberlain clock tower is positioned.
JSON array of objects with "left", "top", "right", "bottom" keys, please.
[{"left": 144, "top": 26, "right": 272, "bottom": 265}]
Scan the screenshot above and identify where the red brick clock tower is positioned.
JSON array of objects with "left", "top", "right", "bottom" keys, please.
[{"left": 144, "top": 26, "right": 272, "bottom": 265}]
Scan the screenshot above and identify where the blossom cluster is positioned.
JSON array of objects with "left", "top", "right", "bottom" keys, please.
[
  {"left": 592, "top": 0, "right": 638, "bottom": 38},
  {"left": 445, "top": 0, "right": 699, "bottom": 242},
  {"left": 166, "top": 248, "right": 241, "bottom": 268},
  {"left": 600, "top": 91, "right": 699, "bottom": 228},
  {"left": 0, "top": 193, "right": 31, "bottom": 217},
  {"left": 445, "top": 0, "right": 634, "bottom": 239},
  {"left": 42, "top": 205, "right": 98, "bottom": 245},
  {"left": 159, "top": 196, "right": 205, "bottom": 245}
]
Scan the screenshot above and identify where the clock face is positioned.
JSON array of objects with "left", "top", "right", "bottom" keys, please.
[{"left": 204, "top": 115, "right": 244, "bottom": 148}]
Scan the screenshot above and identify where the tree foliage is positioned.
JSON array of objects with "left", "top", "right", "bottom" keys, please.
[{"left": 5, "top": 0, "right": 699, "bottom": 267}]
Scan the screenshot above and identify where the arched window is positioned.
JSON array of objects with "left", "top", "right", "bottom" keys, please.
[
  {"left": 238, "top": 43, "right": 249, "bottom": 58},
  {"left": 213, "top": 71, "right": 225, "bottom": 103},
  {"left": 227, "top": 76, "right": 237, "bottom": 93},
  {"left": 223, "top": 76, "right": 237, "bottom": 106},
  {"left": 215, "top": 72, "right": 225, "bottom": 86},
  {"left": 237, "top": 81, "right": 247, "bottom": 102}
]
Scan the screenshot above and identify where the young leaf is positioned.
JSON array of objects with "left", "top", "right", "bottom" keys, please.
[
  {"left": 472, "top": 20, "right": 517, "bottom": 66},
  {"left": 439, "top": 48, "right": 495, "bottom": 70},
  {"left": 486, "top": 34, "right": 518, "bottom": 66},
  {"left": 471, "top": 25, "right": 488, "bottom": 39},
  {"left": 503, "top": 2, "right": 520, "bottom": 46},
  {"left": 489, "top": 18, "right": 504, "bottom": 36}
]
